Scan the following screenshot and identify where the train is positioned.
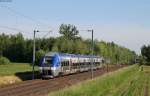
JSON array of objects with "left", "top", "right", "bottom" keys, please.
[{"left": 39, "top": 52, "right": 105, "bottom": 78}]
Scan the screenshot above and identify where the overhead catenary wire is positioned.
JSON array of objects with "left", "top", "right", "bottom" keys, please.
[
  {"left": 0, "top": 25, "right": 32, "bottom": 35},
  {"left": 0, "top": 25, "right": 26, "bottom": 32},
  {"left": 41, "top": 31, "right": 52, "bottom": 38},
  {"left": 0, "top": 5, "right": 49, "bottom": 27},
  {"left": 0, "top": 5, "right": 54, "bottom": 38}
]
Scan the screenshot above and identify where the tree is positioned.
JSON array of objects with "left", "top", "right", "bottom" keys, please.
[
  {"left": 0, "top": 56, "right": 10, "bottom": 65},
  {"left": 59, "top": 24, "right": 79, "bottom": 40},
  {"left": 3, "top": 33, "right": 26, "bottom": 62},
  {"left": 141, "top": 45, "right": 150, "bottom": 65},
  {"left": 73, "top": 39, "right": 88, "bottom": 54},
  {"left": 35, "top": 49, "right": 45, "bottom": 65},
  {"left": 0, "top": 33, "right": 10, "bottom": 56},
  {"left": 0, "top": 28, "right": 137, "bottom": 65}
]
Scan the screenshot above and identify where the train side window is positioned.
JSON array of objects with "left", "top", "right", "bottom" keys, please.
[
  {"left": 67, "top": 61, "right": 69, "bottom": 66},
  {"left": 66, "top": 61, "right": 68, "bottom": 66},
  {"left": 63, "top": 61, "right": 65, "bottom": 66},
  {"left": 64, "top": 61, "right": 67, "bottom": 66},
  {"left": 61, "top": 61, "right": 63, "bottom": 66},
  {"left": 62, "top": 61, "right": 65, "bottom": 66},
  {"left": 65, "top": 61, "right": 67, "bottom": 66},
  {"left": 62, "top": 61, "right": 66, "bottom": 66}
]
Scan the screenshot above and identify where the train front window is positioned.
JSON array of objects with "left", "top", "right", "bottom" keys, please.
[{"left": 44, "top": 57, "right": 53, "bottom": 67}]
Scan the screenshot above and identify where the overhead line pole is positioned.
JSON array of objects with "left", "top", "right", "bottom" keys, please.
[
  {"left": 91, "top": 29, "right": 94, "bottom": 79},
  {"left": 32, "top": 30, "right": 39, "bottom": 80},
  {"left": 87, "top": 29, "right": 94, "bottom": 79},
  {"left": 32, "top": 30, "right": 52, "bottom": 80},
  {"left": 78, "top": 29, "right": 94, "bottom": 79}
]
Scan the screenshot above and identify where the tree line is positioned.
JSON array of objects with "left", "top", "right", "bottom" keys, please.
[{"left": 0, "top": 24, "right": 137, "bottom": 65}]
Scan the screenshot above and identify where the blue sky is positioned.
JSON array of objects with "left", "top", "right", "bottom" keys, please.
[{"left": 0, "top": 0, "right": 150, "bottom": 54}]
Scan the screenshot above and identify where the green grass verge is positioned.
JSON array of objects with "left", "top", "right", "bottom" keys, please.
[
  {"left": 49, "top": 65, "right": 150, "bottom": 96},
  {"left": 0, "top": 63, "right": 39, "bottom": 76},
  {"left": 143, "top": 65, "right": 150, "bottom": 96}
]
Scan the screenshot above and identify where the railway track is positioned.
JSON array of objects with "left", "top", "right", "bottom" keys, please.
[{"left": 0, "top": 65, "right": 127, "bottom": 96}]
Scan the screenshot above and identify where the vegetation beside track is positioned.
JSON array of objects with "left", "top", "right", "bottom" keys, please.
[
  {"left": 0, "top": 25, "right": 137, "bottom": 65},
  {"left": 0, "top": 63, "right": 38, "bottom": 76},
  {"left": 49, "top": 65, "right": 150, "bottom": 96},
  {"left": 0, "top": 63, "right": 39, "bottom": 86}
]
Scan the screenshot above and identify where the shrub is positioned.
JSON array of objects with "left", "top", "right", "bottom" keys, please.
[
  {"left": 0, "top": 56, "right": 10, "bottom": 65},
  {"left": 35, "top": 50, "right": 45, "bottom": 66}
]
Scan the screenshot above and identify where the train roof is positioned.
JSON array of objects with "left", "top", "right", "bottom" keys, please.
[{"left": 44, "top": 52, "right": 102, "bottom": 58}]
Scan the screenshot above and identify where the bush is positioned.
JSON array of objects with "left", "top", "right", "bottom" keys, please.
[
  {"left": 35, "top": 50, "right": 45, "bottom": 65},
  {"left": 0, "top": 56, "right": 10, "bottom": 65}
]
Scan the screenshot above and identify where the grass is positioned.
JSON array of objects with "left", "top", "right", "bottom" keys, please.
[
  {"left": 0, "top": 63, "right": 39, "bottom": 86},
  {"left": 49, "top": 65, "right": 150, "bottom": 96},
  {"left": 0, "top": 63, "right": 39, "bottom": 76},
  {"left": 142, "top": 65, "right": 150, "bottom": 96}
]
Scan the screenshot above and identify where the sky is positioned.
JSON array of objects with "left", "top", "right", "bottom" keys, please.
[{"left": 0, "top": 0, "right": 150, "bottom": 54}]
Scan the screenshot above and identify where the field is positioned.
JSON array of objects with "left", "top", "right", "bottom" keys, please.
[
  {"left": 0, "top": 63, "right": 39, "bottom": 76},
  {"left": 0, "top": 63, "right": 39, "bottom": 86},
  {"left": 49, "top": 65, "right": 150, "bottom": 96}
]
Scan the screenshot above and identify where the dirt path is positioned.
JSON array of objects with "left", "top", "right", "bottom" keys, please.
[{"left": 0, "top": 65, "right": 127, "bottom": 96}]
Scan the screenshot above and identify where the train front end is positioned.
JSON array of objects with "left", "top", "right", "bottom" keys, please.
[{"left": 39, "top": 52, "right": 61, "bottom": 78}]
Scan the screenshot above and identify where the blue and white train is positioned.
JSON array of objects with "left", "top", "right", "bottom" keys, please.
[{"left": 39, "top": 52, "right": 105, "bottom": 78}]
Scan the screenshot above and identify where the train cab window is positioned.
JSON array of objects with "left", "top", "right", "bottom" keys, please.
[{"left": 44, "top": 56, "right": 53, "bottom": 67}]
